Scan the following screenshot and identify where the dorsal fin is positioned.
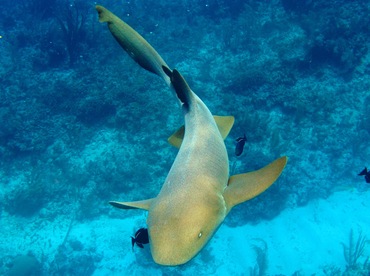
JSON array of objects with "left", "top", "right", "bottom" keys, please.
[
  {"left": 171, "top": 69, "right": 192, "bottom": 107},
  {"left": 163, "top": 66, "right": 194, "bottom": 109},
  {"left": 168, "top": 115, "right": 235, "bottom": 148},
  {"left": 162, "top": 65, "right": 172, "bottom": 78}
]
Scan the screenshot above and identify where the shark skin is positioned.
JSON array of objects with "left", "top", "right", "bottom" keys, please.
[
  {"left": 96, "top": 5, "right": 288, "bottom": 266},
  {"left": 95, "top": 5, "right": 171, "bottom": 86}
]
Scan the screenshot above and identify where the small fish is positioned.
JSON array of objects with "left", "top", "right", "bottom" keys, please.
[
  {"left": 235, "top": 134, "right": 247, "bottom": 156},
  {"left": 358, "top": 167, "right": 370, "bottom": 183},
  {"left": 131, "top": 228, "right": 149, "bottom": 250}
]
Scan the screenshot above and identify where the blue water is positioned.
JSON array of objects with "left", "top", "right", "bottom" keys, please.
[{"left": 1, "top": 0, "right": 369, "bottom": 275}]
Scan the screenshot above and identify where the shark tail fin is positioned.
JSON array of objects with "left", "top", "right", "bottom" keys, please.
[
  {"left": 96, "top": 5, "right": 115, "bottom": 23},
  {"left": 168, "top": 115, "right": 235, "bottom": 148},
  {"left": 223, "top": 156, "right": 288, "bottom": 212},
  {"left": 109, "top": 198, "right": 155, "bottom": 210}
]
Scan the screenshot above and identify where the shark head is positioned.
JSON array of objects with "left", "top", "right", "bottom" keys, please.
[{"left": 147, "top": 193, "right": 226, "bottom": 266}]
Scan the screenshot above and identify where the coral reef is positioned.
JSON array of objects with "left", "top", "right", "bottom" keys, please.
[
  {"left": 341, "top": 229, "right": 369, "bottom": 273},
  {"left": 1, "top": 0, "right": 370, "bottom": 273},
  {"left": 49, "top": 241, "right": 101, "bottom": 275},
  {"left": 7, "top": 254, "right": 41, "bottom": 276},
  {"left": 1, "top": 0, "right": 368, "bottom": 224},
  {"left": 250, "top": 239, "right": 268, "bottom": 276}
]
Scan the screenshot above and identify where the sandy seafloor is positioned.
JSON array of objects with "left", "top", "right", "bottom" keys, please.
[
  {"left": 1, "top": 189, "right": 369, "bottom": 275},
  {"left": 1, "top": 1, "right": 370, "bottom": 275}
]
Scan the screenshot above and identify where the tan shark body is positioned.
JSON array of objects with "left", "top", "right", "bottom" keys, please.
[{"left": 96, "top": 5, "right": 287, "bottom": 266}]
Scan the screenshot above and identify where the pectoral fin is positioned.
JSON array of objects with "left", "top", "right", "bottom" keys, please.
[
  {"left": 109, "top": 198, "right": 155, "bottom": 210},
  {"left": 223, "top": 156, "right": 287, "bottom": 211},
  {"left": 168, "top": 115, "right": 235, "bottom": 148}
]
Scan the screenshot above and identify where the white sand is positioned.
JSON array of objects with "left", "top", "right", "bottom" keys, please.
[
  {"left": 217, "top": 190, "right": 370, "bottom": 275},
  {"left": 1, "top": 189, "right": 369, "bottom": 275}
]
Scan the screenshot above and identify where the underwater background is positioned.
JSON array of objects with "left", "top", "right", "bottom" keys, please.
[{"left": 0, "top": 0, "right": 370, "bottom": 275}]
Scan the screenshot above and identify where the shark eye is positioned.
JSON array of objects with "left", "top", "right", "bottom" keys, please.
[{"left": 198, "top": 232, "right": 202, "bottom": 238}]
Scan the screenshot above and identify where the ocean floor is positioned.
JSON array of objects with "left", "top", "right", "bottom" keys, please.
[{"left": 1, "top": 188, "right": 369, "bottom": 275}]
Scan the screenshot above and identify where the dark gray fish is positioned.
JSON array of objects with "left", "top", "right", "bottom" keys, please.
[
  {"left": 235, "top": 134, "right": 247, "bottom": 156},
  {"left": 358, "top": 167, "right": 370, "bottom": 183},
  {"left": 131, "top": 228, "right": 149, "bottom": 250}
]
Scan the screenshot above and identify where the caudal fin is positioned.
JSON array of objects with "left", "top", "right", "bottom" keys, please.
[
  {"left": 96, "top": 5, "right": 115, "bottom": 23},
  {"left": 96, "top": 5, "right": 171, "bottom": 84}
]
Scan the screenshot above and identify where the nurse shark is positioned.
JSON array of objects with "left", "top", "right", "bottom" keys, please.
[{"left": 96, "top": 5, "right": 287, "bottom": 266}]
